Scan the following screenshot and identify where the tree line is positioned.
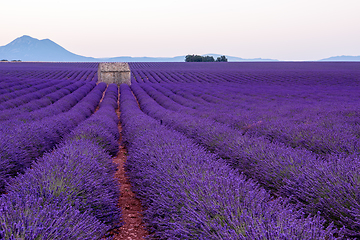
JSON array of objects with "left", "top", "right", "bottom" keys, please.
[
  {"left": 185, "top": 55, "right": 228, "bottom": 62},
  {"left": 1, "top": 59, "right": 22, "bottom": 62}
]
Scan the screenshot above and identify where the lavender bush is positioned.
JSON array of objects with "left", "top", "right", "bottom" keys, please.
[
  {"left": 5, "top": 139, "right": 120, "bottom": 227},
  {"left": 0, "top": 81, "right": 84, "bottom": 121},
  {"left": 0, "top": 83, "right": 106, "bottom": 193},
  {"left": 0, "top": 193, "right": 109, "bottom": 239},
  {"left": 120, "top": 83, "right": 338, "bottom": 239},
  {"left": 0, "top": 83, "right": 122, "bottom": 238},
  {"left": 128, "top": 69, "right": 360, "bottom": 236},
  {"left": 65, "top": 83, "right": 120, "bottom": 155},
  {"left": 1, "top": 61, "right": 359, "bottom": 238}
]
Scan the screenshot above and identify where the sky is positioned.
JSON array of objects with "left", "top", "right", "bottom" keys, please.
[{"left": 1, "top": 0, "right": 360, "bottom": 61}]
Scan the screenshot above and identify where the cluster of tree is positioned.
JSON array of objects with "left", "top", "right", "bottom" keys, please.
[
  {"left": 185, "top": 55, "right": 228, "bottom": 62},
  {"left": 216, "top": 55, "right": 228, "bottom": 62},
  {"left": 0, "top": 59, "right": 21, "bottom": 62}
]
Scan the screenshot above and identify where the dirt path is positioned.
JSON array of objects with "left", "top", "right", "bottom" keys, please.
[{"left": 110, "top": 108, "right": 148, "bottom": 240}]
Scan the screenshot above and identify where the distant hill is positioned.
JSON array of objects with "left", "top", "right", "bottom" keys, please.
[
  {"left": 0, "top": 35, "right": 97, "bottom": 62},
  {"left": 201, "top": 53, "right": 277, "bottom": 62},
  {"left": 102, "top": 55, "right": 186, "bottom": 62},
  {"left": 104, "top": 54, "right": 278, "bottom": 62},
  {"left": 320, "top": 55, "right": 360, "bottom": 61},
  {"left": 2, "top": 35, "right": 360, "bottom": 62},
  {"left": 0, "top": 35, "right": 280, "bottom": 62}
]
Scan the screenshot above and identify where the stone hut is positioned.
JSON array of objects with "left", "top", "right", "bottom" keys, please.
[{"left": 98, "top": 62, "right": 131, "bottom": 85}]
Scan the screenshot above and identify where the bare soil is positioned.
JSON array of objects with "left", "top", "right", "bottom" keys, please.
[{"left": 109, "top": 109, "right": 148, "bottom": 240}]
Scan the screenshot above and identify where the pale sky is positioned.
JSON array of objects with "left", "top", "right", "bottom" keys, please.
[{"left": 1, "top": 0, "right": 360, "bottom": 60}]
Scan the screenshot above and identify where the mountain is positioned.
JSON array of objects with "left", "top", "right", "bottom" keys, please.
[
  {"left": 101, "top": 55, "right": 278, "bottom": 62},
  {"left": 0, "top": 35, "right": 97, "bottom": 62},
  {"left": 101, "top": 55, "right": 186, "bottom": 62},
  {"left": 3, "top": 35, "right": 360, "bottom": 62},
  {"left": 0, "top": 35, "right": 278, "bottom": 62},
  {"left": 202, "top": 53, "right": 277, "bottom": 62},
  {"left": 320, "top": 55, "right": 360, "bottom": 61}
]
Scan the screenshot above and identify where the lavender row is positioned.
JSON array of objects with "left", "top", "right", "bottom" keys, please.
[
  {"left": 65, "top": 83, "right": 120, "bottom": 156},
  {"left": 131, "top": 68, "right": 354, "bottom": 85},
  {"left": 0, "top": 84, "right": 122, "bottom": 238},
  {"left": 0, "top": 80, "right": 73, "bottom": 110},
  {"left": 0, "top": 69, "right": 97, "bottom": 82},
  {"left": 0, "top": 78, "right": 30, "bottom": 91},
  {"left": 0, "top": 81, "right": 96, "bottom": 125},
  {"left": 140, "top": 82, "right": 360, "bottom": 234},
  {"left": 132, "top": 70, "right": 226, "bottom": 84},
  {"left": 0, "top": 81, "right": 85, "bottom": 121},
  {"left": 210, "top": 85, "right": 359, "bottom": 156},
  {"left": 148, "top": 83, "right": 360, "bottom": 157},
  {"left": 57, "top": 69, "right": 97, "bottom": 82},
  {"left": 120, "top": 83, "right": 337, "bottom": 239},
  {"left": 160, "top": 83, "right": 223, "bottom": 105},
  {"left": 0, "top": 78, "right": 55, "bottom": 103},
  {"left": 0, "top": 83, "right": 106, "bottom": 193},
  {"left": 128, "top": 62, "right": 360, "bottom": 86},
  {"left": 62, "top": 83, "right": 121, "bottom": 225},
  {"left": 132, "top": 83, "right": 360, "bottom": 236},
  {"left": 0, "top": 62, "right": 98, "bottom": 82},
  {"left": 0, "top": 78, "right": 50, "bottom": 95},
  {"left": 0, "top": 140, "right": 116, "bottom": 239}
]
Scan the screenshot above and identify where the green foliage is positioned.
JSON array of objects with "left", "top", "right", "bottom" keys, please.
[
  {"left": 185, "top": 55, "right": 228, "bottom": 62},
  {"left": 216, "top": 55, "right": 228, "bottom": 62},
  {"left": 185, "top": 55, "right": 215, "bottom": 62},
  {"left": 202, "top": 56, "right": 215, "bottom": 62}
]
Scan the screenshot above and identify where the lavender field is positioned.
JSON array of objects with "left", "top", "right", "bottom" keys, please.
[{"left": 0, "top": 61, "right": 360, "bottom": 239}]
